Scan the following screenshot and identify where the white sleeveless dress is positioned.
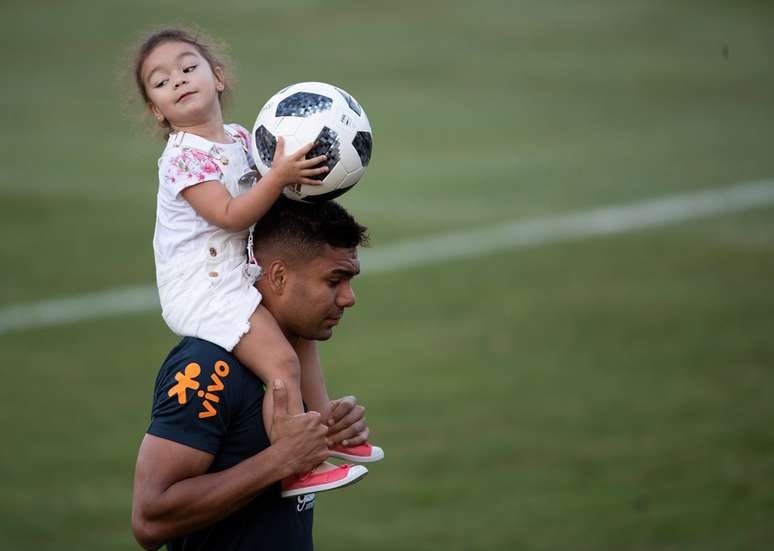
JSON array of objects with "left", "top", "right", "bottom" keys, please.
[{"left": 153, "top": 124, "right": 262, "bottom": 351}]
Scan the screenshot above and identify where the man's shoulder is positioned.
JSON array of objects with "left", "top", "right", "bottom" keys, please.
[
  {"left": 162, "top": 337, "right": 240, "bottom": 370},
  {"left": 158, "top": 337, "right": 259, "bottom": 388},
  {"left": 154, "top": 338, "right": 260, "bottom": 412},
  {"left": 148, "top": 338, "right": 262, "bottom": 454}
]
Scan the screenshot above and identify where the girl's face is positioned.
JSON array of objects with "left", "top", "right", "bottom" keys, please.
[{"left": 141, "top": 40, "right": 225, "bottom": 129}]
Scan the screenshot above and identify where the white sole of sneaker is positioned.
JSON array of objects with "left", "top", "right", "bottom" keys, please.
[
  {"left": 281, "top": 465, "right": 369, "bottom": 498},
  {"left": 328, "top": 446, "right": 385, "bottom": 463}
]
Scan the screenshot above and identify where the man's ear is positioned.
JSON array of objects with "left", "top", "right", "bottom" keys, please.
[{"left": 266, "top": 260, "right": 287, "bottom": 294}]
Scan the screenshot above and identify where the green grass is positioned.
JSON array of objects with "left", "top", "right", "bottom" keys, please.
[{"left": 1, "top": 0, "right": 774, "bottom": 549}]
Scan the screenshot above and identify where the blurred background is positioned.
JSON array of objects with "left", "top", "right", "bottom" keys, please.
[{"left": 1, "top": 0, "right": 773, "bottom": 549}]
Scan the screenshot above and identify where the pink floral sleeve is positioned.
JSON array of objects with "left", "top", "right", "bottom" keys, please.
[
  {"left": 159, "top": 147, "right": 223, "bottom": 196},
  {"left": 230, "top": 124, "right": 257, "bottom": 169}
]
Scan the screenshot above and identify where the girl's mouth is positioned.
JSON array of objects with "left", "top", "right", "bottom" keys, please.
[{"left": 176, "top": 91, "right": 196, "bottom": 103}]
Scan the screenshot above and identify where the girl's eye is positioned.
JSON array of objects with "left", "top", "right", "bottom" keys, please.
[
  {"left": 183, "top": 65, "right": 197, "bottom": 73},
  {"left": 153, "top": 79, "right": 168, "bottom": 89}
]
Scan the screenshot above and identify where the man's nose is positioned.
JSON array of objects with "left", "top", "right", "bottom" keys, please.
[{"left": 337, "top": 283, "right": 356, "bottom": 308}]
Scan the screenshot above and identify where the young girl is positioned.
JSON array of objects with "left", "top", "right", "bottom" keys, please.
[{"left": 132, "top": 27, "right": 382, "bottom": 497}]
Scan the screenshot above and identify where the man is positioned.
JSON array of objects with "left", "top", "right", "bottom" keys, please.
[{"left": 132, "top": 198, "right": 371, "bottom": 550}]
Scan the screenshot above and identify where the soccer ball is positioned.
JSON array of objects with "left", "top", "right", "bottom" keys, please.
[{"left": 251, "top": 82, "right": 373, "bottom": 203}]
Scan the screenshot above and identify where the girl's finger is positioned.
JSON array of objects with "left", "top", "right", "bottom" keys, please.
[
  {"left": 273, "top": 136, "right": 285, "bottom": 159},
  {"left": 299, "top": 177, "right": 324, "bottom": 186},
  {"left": 300, "top": 154, "right": 328, "bottom": 167},
  {"left": 294, "top": 141, "right": 317, "bottom": 158},
  {"left": 300, "top": 166, "right": 329, "bottom": 177}
]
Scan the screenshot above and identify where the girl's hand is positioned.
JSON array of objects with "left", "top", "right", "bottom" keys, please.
[{"left": 269, "top": 137, "right": 328, "bottom": 190}]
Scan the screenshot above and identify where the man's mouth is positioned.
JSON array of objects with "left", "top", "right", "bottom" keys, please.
[{"left": 176, "top": 91, "right": 196, "bottom": 103}]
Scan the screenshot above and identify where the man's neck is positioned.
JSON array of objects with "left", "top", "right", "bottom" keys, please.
[{"left": 285, "top": 334, "right": 303, "bottom": 350}]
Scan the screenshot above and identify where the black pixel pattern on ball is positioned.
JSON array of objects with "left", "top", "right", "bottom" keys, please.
[
  {"left": 275, "top": 92, "right": 333, "bottom": 118},
  {"left": 254, "top": 126, "right": 277, "bottom": 167},
  {"left": 352, "top": 132, "right": 372, "bottom": 167},
  {"left": 335, "top": 87, "right": 362, "bottom": 116},
  {"left": 307, "top": 127, "right": 340, "bottom": 181}
]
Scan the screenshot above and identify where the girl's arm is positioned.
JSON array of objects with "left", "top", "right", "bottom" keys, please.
[{"left": 181, "top": 138, "right": 328, "bottom": 232}]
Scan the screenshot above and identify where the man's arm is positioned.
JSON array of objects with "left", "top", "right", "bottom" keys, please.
[{"left": 131, "top": 380, "right": 328, "bottom": 551}]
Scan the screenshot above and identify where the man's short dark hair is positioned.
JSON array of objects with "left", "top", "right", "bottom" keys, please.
[{"left": 252, "top": 198, "right": 369, "bottom": 259}]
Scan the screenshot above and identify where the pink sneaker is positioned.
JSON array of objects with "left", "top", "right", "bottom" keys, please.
[
  {"left": 281, "top": 464, "right": 368, "bottom": 498},
  {"left": 329, "top": 442, "right": 384, "bottom": 463}
]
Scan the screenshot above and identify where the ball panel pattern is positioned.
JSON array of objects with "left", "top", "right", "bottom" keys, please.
[
  {"left": 334, "top": 87, "right": 362, "bottom": 116},
  {"left": 276, "top": 92, "right": 333, "bottom": 118},
  {"left": 254, "top": 125, "right": 277, "bottom": 167},
  {"left": 352, "top": 131, "right": 372, "bottom": 167},
  {"left": 306, "top": 126, "right": 340, "bottom": 181}
]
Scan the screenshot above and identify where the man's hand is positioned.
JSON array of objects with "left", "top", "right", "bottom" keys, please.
[
  {"left": 269, "top": 379, "right": 329, "bottom": 475},
  {"left": 325, "top": 395, "right": 369, "bottom": 447}
]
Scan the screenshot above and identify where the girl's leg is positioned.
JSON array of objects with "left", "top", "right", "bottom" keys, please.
[
  {"left": 234, "top": 306, "right": 368, "bottom": 497},
  {"left": 233, "top": 305, "right": 303, "bottom": 435},
  {"left": 296, "top": 337, "right": 383, "bottom": 460},
  {"left": 296, "top": 338, "right": 332, "bottom": 420}
]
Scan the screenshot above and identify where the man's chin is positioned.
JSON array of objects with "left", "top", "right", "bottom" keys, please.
[
  {"left": 315, "top": 328, "right": 334, "bottom": 341},
  {"left": 295, "top": 327, "right": 334, "bottom": 341},
  {"left": 314, "top": 321, "right": 337, "bottom": 340}
]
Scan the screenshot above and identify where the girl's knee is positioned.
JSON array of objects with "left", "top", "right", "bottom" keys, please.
[{"left": 270, "top": 346, "right": 301, "bottom": 380}]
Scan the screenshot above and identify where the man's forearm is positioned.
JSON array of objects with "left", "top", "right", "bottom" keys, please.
[{"left": 134, "top": 444, "right": 293, "bottom": 549}]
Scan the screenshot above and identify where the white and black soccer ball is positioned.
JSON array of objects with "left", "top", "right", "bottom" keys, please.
[{"left": 251, "top": 82, "right": 373, "bottom": 203}]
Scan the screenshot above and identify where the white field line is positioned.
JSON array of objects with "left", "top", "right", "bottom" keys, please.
[{"left": 1, "top": 179, "right": 773, "bottom": 335}]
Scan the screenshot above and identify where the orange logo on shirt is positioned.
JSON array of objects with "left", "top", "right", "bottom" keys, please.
[
  {"left": 168, "top": 363, "right": 201, "bottom": 404},
  {"left": 167, "top": 360, "right": 231, "bottom": 419}
]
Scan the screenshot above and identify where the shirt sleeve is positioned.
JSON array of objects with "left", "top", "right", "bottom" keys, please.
[
  {"left": 147, "top": 348, "right": 234, "bottom": 455},
  {"left": 158, "top": 147, "right": 224, "bottom": 197},
  {"left": 230, "top": 123, "right": 257, "bottom": 169}
]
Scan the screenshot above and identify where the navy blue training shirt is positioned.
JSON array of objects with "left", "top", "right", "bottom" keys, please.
[{"left": 147, "top": 337, "right": 314, "bottom": 550}]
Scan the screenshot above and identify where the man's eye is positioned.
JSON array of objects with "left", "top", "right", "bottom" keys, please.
[
  {"left": 327, "top": 279, "right": 340, "bottom": 287},
  {"left": 183, "top": 64, "right": 197, "bottom": 73}
]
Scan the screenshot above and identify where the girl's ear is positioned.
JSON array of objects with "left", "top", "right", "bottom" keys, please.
[
  {"left": 148, "top": 102, "right": 165, "bottom": 123},
  {"left": 214, "top": 66, "right": 226, "bottom": 92}
]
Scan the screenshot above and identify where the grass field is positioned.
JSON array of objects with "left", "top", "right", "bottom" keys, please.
[{"left": 2, "top": 0, "right": 774, "bottom": 549}]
